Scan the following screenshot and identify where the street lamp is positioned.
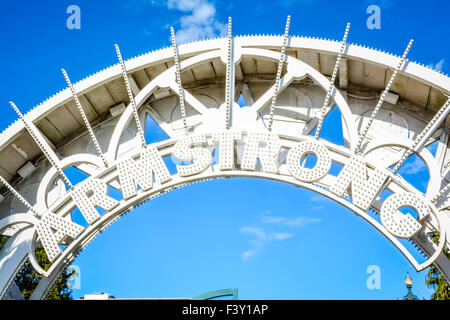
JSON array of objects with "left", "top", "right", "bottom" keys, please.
[{"left": 403, "top": 273, "right": 418, "bottom": 300}]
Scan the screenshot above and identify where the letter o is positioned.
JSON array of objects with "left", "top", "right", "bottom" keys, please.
[{"left": 287, "top": 140, "right": 331, "bottom": 182}]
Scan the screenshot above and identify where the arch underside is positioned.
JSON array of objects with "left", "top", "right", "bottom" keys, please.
[{"left": 0, "top": 36, "right": 449, "bottom": 299}]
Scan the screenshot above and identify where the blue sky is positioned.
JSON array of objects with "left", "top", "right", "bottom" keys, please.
[{"left": 0, "top": 0, "right": 449, "bottom": 299}]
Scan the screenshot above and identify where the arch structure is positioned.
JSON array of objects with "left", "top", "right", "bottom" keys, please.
[{"left": 0, "top": 27, "right": 450, "bottom": 300}]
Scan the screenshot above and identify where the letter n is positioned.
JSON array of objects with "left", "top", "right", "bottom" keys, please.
[
  {"left": 330, "top": 155, "right": 387, "bottom": 210},
  {"left": 117, "top": 146, "right": 172, "bottom": 199}
]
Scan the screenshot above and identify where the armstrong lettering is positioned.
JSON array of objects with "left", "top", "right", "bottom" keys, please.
[{"left": 35, "top": 130, "right": 438, "bottom": 268}]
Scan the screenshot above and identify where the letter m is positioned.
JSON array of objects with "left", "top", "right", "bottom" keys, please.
[
  {"left": 330, "top": 155, "right": 387, "bottom": 210},
  {"left": 117, "top": 146, "right": 172, "bottom": 199}
]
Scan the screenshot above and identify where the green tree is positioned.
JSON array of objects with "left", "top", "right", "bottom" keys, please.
[
  {"left": 0, "top": 235, "right": 8, "bottom": 248},
  {"left": 0, "top": 235, "right": 73, "bottom": 300},
  {"left": 426, "top": 232, "right": 450, "bottom": 300}
]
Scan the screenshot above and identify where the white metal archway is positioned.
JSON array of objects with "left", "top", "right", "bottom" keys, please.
[{"left": 1, "top": 18, "right": 449, "bottom": 300}]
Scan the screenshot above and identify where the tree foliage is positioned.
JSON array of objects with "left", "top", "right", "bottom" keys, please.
[
  {"left": 0, "top": 235, "right": 8, "bottom": 249},
  {"left": 0, "top": 235, "right": 73, "bottom": 300},
  {"left": 426, "top": 232, "right": 450, "bottom": 300}
]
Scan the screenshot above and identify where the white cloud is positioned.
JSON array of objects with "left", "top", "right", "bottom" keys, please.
[
  {"left": 240, "top": 212, "right": 321, "bottom": 261},
  {"left": 401, "top": 157, "right": 427, "bottom": 175},
  {"left": 117, "top": 0, "right": 226, "bottom": 42},
  {"left": 272, "top": 232, "right": 293, "bottom": 240},
  {"left": 310, "top": 194, "right": 333, "bottom": 206},
  {"left": 436, "top": 60, "right": 445, "bottom": 71},
  {"left": 261, "top": 216, "right": 287, "bottom": 224},
  {"left": 240, "top": 226, "right": 268, "bottom": 243},
  {"left": 168, "top": 0, "right": 226, "bottom": 43},
  {"left": 285, "top": 216, "right": 322, "bottom": 226},
  {"left": 241, "top": 249, "right": 257, "bottom": 262},
  {"left": 256, "top": 209, "right": 271, "bottom": 219},
  {"left": 168, "top": 0, "right": 201, "bottom": 11},
  {"left": 427, "top": 59, "right": 445, "bottom": 72},
  {"left": 261, "top": 215, "right": 322, "bottom": 227},
  {"left": 310, "top": 195, "right": 324, "bottom": 202},
  {"left": 240, "top": 226, "right": 293, "bottom": 261}
]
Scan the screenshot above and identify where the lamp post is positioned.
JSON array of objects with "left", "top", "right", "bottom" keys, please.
[{"left": 403, "top": 273, "right": 418, "bottom": 300}]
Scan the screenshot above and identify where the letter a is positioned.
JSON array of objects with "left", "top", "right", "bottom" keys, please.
[
  {"left": 66, "top": 5, "right": 81, "bottom": 30},
  {"left": 366, "top": 5, "right": 381, "bottom": 30},
  {"left": 35, "top": 213, "right": 84, "bottom": 262}
]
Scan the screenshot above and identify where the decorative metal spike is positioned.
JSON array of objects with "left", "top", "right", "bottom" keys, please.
[
  {"left": 432, "top": 183, "right": 450, "bottom": 204},
  {"left": 0, "top": 174, "right": 39, "bottom": 217},
  {"left": 114, "top": 44, "right": 147, "bottom": 147},
  {"left": 315, "top": 22, "right": 351, "bottom": 139},
  {"left": 225, "top": 17, "right": 233, "bottom": 129},
  {"left": 267, "top": 15, "right": 291, "bottom": 132},
  {"left": 9, "top": 101, "right": 73, "bottom": 188},
  {"left": 354, "top": 39, "right": 414, "bottom": 153},
  {"left": 393, "top": 97, "right": 450, "bottom": 173},
  {"left": 62, "top": 69, "right": 108, "bottom": 167},
  {"left": 170, "top": 27, "right": 188, "bottom": 134}
]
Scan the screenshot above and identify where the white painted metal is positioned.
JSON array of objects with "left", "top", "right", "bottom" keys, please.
[
  {"left": 115, "top": 44, "right": 147, "bottom": 147},
  {"left": 170, "top": 27, "right": 188, "bottom": 134},
  {"left": 62, "top": 69, "right": 108, "bottom": 167},
  {"left": 9, "top": 102, "right": 73, "bottom": 189},
  {"left": 393, "top": 97, "right": 450, "bottom": 174},
  {"left": 0, "top": 27, "right": 449, "bottom": 301},
  {"left": 0, "top": 175, "right": 39, "bottom": 217},
  {"left": 354, "top": 39, "right": 414, "bottom": 153},
  {"left": 315, "top": 22, "right": 350, "bottom": 139},
  {"left": 267, "top": 16, "right": 291, "bottom": 132},
  {"left": 225, "top": 17, "right": 233, "bottom": 129}
]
